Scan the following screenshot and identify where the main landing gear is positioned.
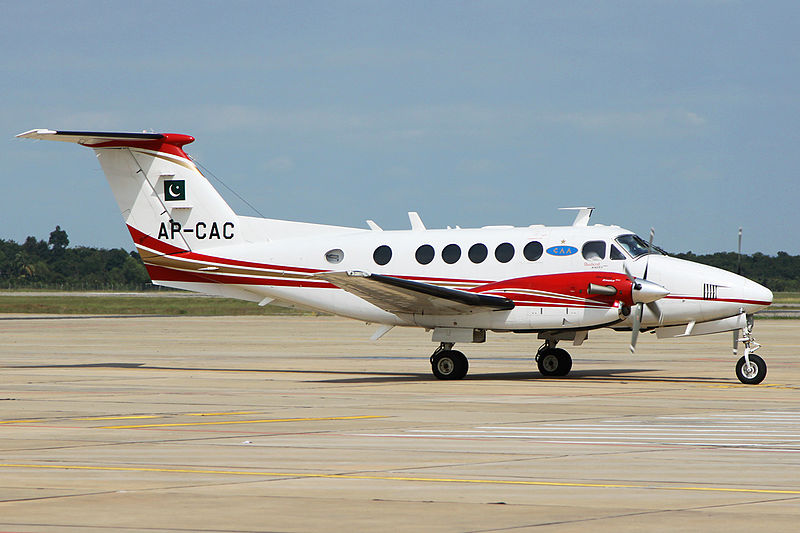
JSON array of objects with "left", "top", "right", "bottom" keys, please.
[
  {"left": 428, "top": 340, "right": 575, "bottom": 380},
  {"left": 430, "top": 343, "right": 469, "bottom": 380},
  {"left": 536, "top": 341, "right": 572, "bottom": 377},
  {"left": 735, "top": 322, "right": 767, "bottom": 385}
]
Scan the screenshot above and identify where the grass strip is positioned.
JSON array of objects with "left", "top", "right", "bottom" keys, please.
[{"left": 0, "top": 295, "right": 312, "bottom": 316}]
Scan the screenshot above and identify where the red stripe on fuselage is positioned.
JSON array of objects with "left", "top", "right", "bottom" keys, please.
[
  {"left": 474, "top": 272, "right": 631, "bottom": 306},
  {"left": 144, "top": 265, "right": 336, "bottom": 289},
  {"left": 663, "top": 295, "right": 772, "bottom": 306}
]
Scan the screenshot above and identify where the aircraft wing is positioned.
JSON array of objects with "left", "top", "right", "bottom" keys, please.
[{"left": 315, "top": 271, "right": 515, "bottom": 315}]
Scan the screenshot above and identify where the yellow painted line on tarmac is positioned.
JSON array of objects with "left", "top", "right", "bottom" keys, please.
[
  {"left": 1, "top": 411, "right": 308, "bottom": 426},
  {"left": 99, "top": 415, "right": 386, "bottom": 429},
  {"left": 73, "top": 415, "right": 162, "bottom": 421},
  {"left": 1, "top": 463, "right": 799, "bottom": 495},
  {"left": 708, "top": 384, "right": 798, "bottom": 390},
  {"left": 185, "top": 411, "right": 261, "bottom": 416}
]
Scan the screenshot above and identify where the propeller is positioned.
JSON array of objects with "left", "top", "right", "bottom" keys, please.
[{"left": 624, "top": 228, "right": 670, "bottom": 353}]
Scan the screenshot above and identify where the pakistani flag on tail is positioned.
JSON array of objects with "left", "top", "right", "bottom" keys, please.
[{"left": 164, "top": 180, "right": 186, "bottom": 201}]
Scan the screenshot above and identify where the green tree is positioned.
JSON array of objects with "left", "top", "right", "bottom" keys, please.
[{"left": 48, "top": 225, "right": 69, "bottom": 251}]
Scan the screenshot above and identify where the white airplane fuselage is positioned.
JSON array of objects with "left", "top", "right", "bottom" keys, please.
[
  {"left": 17, "top": 129, "right": 774, "bottom": 384},
  {"left": 147, "top": 223, "right": 770, "bottom": 332}
]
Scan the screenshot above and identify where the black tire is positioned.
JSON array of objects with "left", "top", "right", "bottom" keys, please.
[
  {"left": 736, "top": 354, "right": 767, "bottom": 385},
  {"left": 537, "top": 348, "right": 572, "bottom": 377},
  {"left": 431, "top": 350, "right": 469, "bottom": 380}
]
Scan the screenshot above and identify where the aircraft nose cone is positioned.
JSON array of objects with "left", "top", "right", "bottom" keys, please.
[
  {"left": 745, "top": 279, "right": 773, "bottom": 308},
  {"left": 633, "top": 278, "right": 670, "bottom": 304}
]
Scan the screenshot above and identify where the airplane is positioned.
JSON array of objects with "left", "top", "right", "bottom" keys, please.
[{"left": 17, "top": 129, "right": 773, "bottom": 384}]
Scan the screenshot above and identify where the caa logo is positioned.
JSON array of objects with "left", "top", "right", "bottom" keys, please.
[{"left": 546, "top": 245, "right": 578, "bottom": 257}]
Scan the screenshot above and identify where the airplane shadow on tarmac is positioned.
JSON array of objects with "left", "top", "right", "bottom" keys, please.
[{"left": 8, "top": 362, "right": 736, "bottom": 385}]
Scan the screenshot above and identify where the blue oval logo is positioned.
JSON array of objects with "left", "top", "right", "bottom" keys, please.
[{"left": 546, "top": 245, "right": 578, "bottom": 257}]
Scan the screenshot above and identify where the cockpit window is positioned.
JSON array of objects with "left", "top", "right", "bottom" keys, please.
[{"left": 615, "top": 234, "right": 664, "bottom": 258}]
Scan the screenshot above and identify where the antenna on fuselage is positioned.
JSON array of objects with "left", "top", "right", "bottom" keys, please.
[
  {"left": 737, "top": 227, "right": 743, "bottom": 275},
  {"left": 408, "top": 211, "right": 426, "bottom": 231},
  {"left": 559, "top": 206, "right": 594, "bottom": 226}
]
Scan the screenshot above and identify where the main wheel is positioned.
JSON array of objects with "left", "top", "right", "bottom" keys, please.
[
  {"left": 736, "top": 354, "right": 767, "bottom": 385},
  {"left": 537, "top": 348, "right": 572, "bottom": 377},
  {"left": 431, "top": 350, "right": 469, "bottom": 380}
]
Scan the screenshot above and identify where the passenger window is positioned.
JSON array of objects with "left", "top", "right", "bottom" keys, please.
[
  {"left": 582, "top": 241, "right": 606, "bottom": 261},
  {"left": 442, "top": 244, "right": 461, "bottom": 264},
  {"left": 325, "top": 248, "right": 344, "bottom": 264},
  {"left": 373, "top": 245, "right": 392, "bottom": 266},
  {"left": 415, "top": 244, "right": 435, "bottom": 265},
  {"left": 610, "top": 245, "right": 625, "bottom": 260},
  {"left": 523, "top": 241, "right": 543, "bottom": 261},
  {"left": 495, "top": 242, "right": 515, "bottom": 263},
  {"left": 468, "top": 243, "right": 488, "bottom": 263}
]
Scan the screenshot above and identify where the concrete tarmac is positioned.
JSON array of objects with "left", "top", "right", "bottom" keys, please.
[{"left": 1, "top": 316, "right": 798, "bottom": 532}]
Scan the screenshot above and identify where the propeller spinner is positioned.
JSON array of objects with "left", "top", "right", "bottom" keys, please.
[{"left": 624, "top": 228, "right": 670, "bottom": 353}]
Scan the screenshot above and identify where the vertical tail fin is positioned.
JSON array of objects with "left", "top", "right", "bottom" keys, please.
[{"left": 17, "top": 130, "right": 241, "bottom": 255}]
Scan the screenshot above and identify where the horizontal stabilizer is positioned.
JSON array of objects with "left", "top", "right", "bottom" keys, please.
[
  {"left": 315, "top": 271, "right": 514, "bottom": 315},
  {"left": 17, "top": 130, "right": 196, "bottom": 154},
  {"left": 17, "top": 129, "right": 169, "bottom": 144}
]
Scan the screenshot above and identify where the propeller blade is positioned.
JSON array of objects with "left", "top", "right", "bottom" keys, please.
[
  {"left": 623, "top": 262, "right": 635, "bottom": 283},
  {"left": 643, "top": 227, "right": 654, "bottom": 280},
  {"left": 630, "top": 303, "right": 643, "bottom": 353},
  {"left": 646, "top": 301, "right": 663, "bottom": 325}
]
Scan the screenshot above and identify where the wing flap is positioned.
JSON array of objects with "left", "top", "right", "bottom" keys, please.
[{"left": 315, "top": 271, "right": 514, "bottom": 315}]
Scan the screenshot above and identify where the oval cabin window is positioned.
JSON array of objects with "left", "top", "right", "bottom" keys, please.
[
  {"left": 523, "top": 241, "right": 543, "bottom": 261},
  {"left": 495, "top": 242, "right": 515, "bottom": 263},
  {"left": 415, "top": 244, "right": 435, "bottom": 265},
  {"left": 442, "top": 244, "right": 461, "bottom": 264},
  {"left": 582, "top": 241, "right": 606, "bottom": 261},
  {"left": 373, "top": 245, "right": 392, "bottom": 266},
  {"left": 468, "top": 243, "right": 488, "bottom": 263},
  {"left": 325, "top": 248, "right": 344, "bottom": 264}
]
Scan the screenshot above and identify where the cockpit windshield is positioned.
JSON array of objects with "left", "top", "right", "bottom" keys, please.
[{"left": 615, "top": 234, "right": 665, "bottom": 258}]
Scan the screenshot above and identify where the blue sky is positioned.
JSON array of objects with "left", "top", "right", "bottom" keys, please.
[{"left": 3, "top": 1, "right": 798, "bottom": 254}]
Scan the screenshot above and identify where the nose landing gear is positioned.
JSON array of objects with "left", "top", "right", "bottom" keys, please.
[{"left": 735, "top": 321, "right": 766, "bottom": 385}]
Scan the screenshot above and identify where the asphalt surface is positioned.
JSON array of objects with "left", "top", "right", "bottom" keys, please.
[{"left": 1, "top": 316, "right": 798, "bottom": 532}]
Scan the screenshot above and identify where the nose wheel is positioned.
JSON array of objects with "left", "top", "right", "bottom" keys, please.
[{"left": 736, "top": 353, "right": 766, "bottom": 385}]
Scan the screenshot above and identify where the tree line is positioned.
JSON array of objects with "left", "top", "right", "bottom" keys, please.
[
  {"left": 1, "top": 227, "right": 799, "bottom": 292},
  {"left": 0, "top": 227, "right": 152, "bottom": 290}
]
